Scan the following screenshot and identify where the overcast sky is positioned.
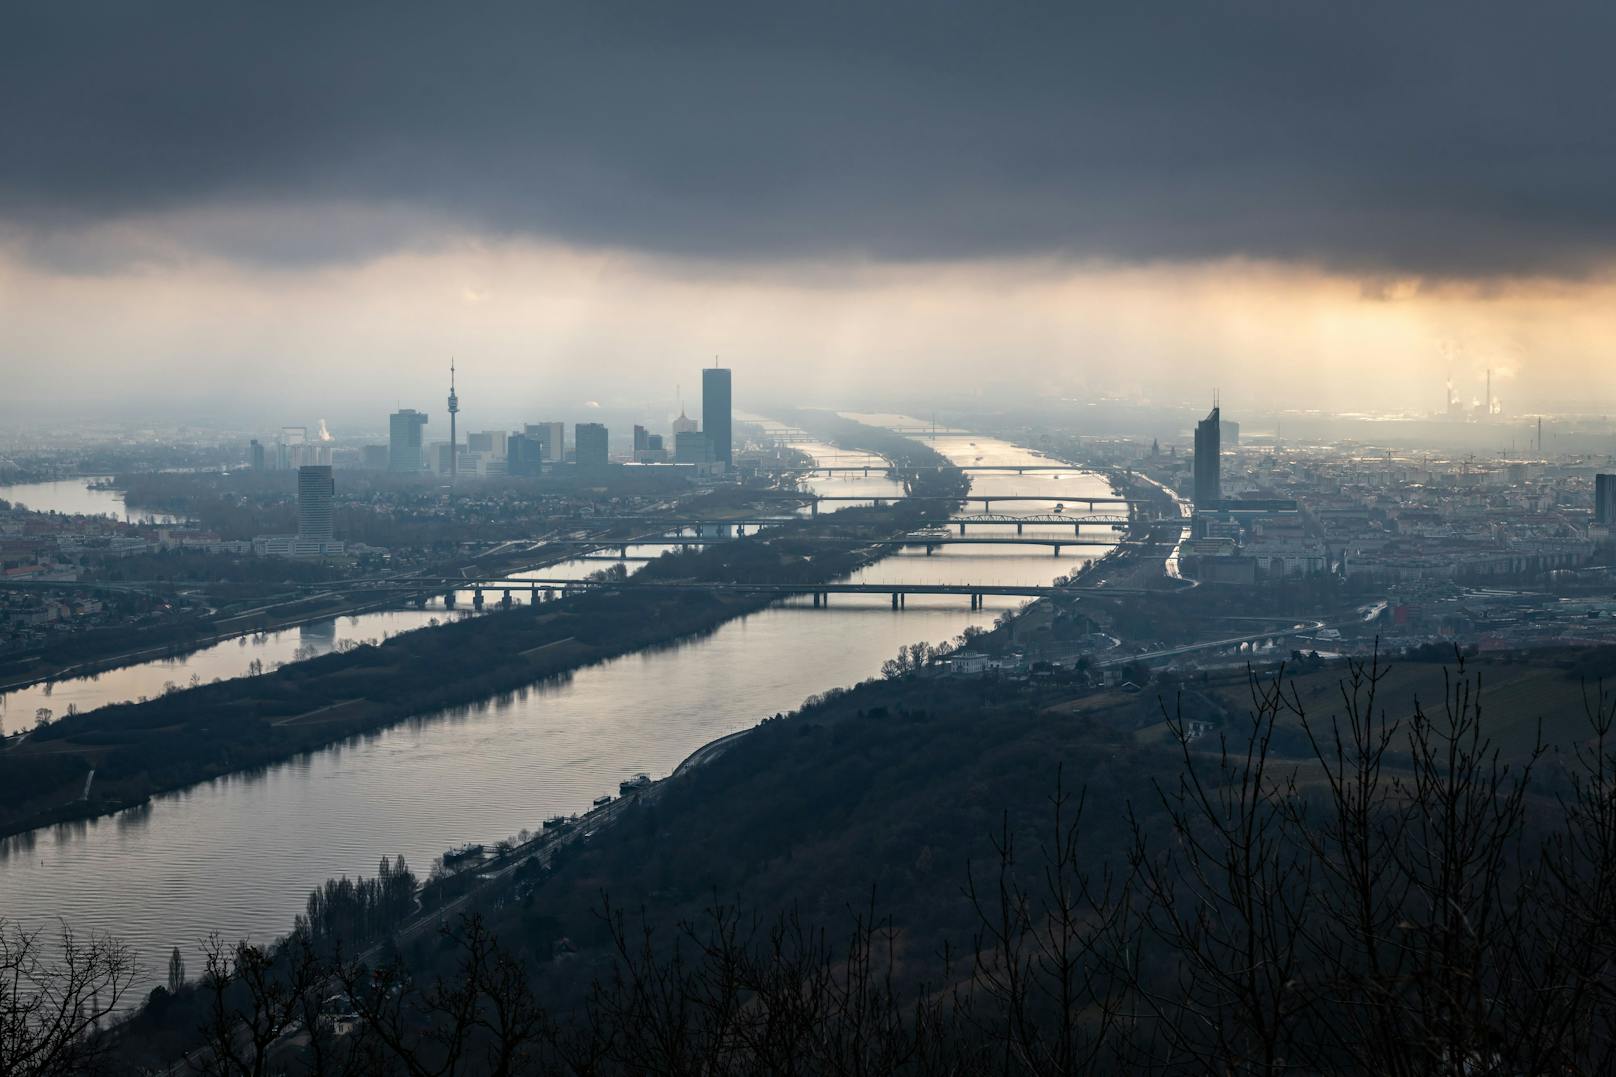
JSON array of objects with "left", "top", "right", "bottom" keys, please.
[{"left": 5, "top": 2, "right": 1615, "bottom": 428}]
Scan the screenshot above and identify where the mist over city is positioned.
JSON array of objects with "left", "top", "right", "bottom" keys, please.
[{"left": 5, "top": 5, "right": 1616, "bottom": 1075}]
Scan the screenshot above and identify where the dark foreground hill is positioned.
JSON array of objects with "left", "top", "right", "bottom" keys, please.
[{"left": 76, "top": 644, "right": 1616, "bottom": 1075}]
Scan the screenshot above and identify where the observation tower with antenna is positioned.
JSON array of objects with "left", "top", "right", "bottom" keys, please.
[{"left": 447, "top": 359, "right": 460, "bottom": 480}]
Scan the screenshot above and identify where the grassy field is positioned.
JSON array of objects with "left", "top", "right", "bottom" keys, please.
[{"left": 1171, "top": 652, "right": 1610, "bottom": 763}]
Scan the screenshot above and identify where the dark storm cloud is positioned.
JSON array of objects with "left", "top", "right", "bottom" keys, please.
[{"left": 3, "top": 1, "right": 1614, "bottom": 275}]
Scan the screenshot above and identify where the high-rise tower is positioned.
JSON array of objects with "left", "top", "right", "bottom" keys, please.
[
  {"left": 575, "top": 422, "right": 609, "bottom": 470},
  {"left": 1193, "top": 399, "right": 1221, "bottom": 506},
  {"left": 297, "top": 465, "right": 334, "bottom": 542},
  {"left": 1596, "top": 474, "right": 1616, "bottom": 527},
  {"left": 447, "top": 360, "right": 460, "bottom": 480},
  {"left": 702, "top": 365, "right": 732, "bottom": 470},
  {"left": 388, "top": 409, "right": 429, "bottom": 472}
]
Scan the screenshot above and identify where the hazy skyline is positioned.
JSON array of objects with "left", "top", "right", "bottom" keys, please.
[{"left": 5, "top": 3, "right": 1616, "bottom": 421}]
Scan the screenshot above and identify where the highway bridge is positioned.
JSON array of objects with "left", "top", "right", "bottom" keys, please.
[
  {"left": 0, "top": 521, "right": 1142, "bottom": 596},
  {"left": 556, "top": 511, "right": 1140, "bottom": 534},
  {"left": 0, "top": 577, "right": 165, "bottom": 594},
  {"left": 543, "top": 526, "right": 1128, "bottom": 551},
  {"left": 883, "top": 429, "right": 980, "bottom": 437},
  {"left": 763, "top": 493, "right": 1144, "bottom": 513},
  {"left": 352, "top": 576, "right": 1159, "bottom": 612},
  {"left": 762, "top": 463, "right": 1081, "bottom": 476},
  {"left": 554, "top": 535, "right": 1129, "bottom": 562}
]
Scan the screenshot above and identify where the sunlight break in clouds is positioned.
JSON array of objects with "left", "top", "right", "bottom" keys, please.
[{"left": 3, "top": 213, "right": 1615, "bottom": 424}]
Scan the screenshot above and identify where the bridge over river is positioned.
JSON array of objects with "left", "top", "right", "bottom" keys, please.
[
  {"left": 760, "top": 463, "right": 1082, "bottom": 476},
  {"left": 539, "top": 529, "right": 1128, "bottom": 555},
  {"left": 567, "top": 511, "right": 1138, "bottom": 534},
  {"left": 758, "top": 493, "right": 1147, "bottom": 514},
  {"left": 367, "top": 576, "right": 1160, "bottom": 611}
]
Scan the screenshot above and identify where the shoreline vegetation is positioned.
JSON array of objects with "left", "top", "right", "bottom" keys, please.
[
  {"left": 0, "top": 416, "right": 972, "bottom": 840},
  {"left": 0, "top": 499, "right": 776, "bottom": 697},
  {"left": 0, "top": 454, "right": 811, "bottom": 693}
]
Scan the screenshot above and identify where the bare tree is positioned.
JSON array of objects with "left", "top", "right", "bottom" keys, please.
[
  {"left": 168, "top": 946, "right": 187, "bottom": 995},
  {"left": 0, "top": 919, "right": 134, "bottom": 1077},
  {"left": 193, "top": 931, "right": 324, "bottom": 1077},
  {"left": 1110, "top": 652, "right": 1616, "bottom": 1075},
  {"left": 964, "top": 771, "right": 1131, "bottom": 1076},
  {"left": 337, "top": 915, "right": 552, "bottom": 1077}
]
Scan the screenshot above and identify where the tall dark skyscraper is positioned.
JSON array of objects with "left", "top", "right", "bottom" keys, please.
[
  {"left": 702, "top": 366, "right": 732, "bottom": 469},
  {"left": 297, "top": 465, "right": 334, "bottom": 541},
  {"left": 575, "top": 422, "right": 609, "bottom": 469},
  {"left": 389, "top": 409, "right": 429, "bottom": 472},
  {"left": 1597, "top": 473, "right": 1616, "bottom": 526},
  {"left": 1193, "top": 403, "right": 1221, "bottom": 506}
]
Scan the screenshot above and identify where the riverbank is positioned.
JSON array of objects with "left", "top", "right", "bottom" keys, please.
[
  {"left": 0, "top": 443, "right": 966, "bottom": 839},
  {"left": 0, "top": 517, "right": 737, "bottom": 697},
  {"left": 0, "top": 591, "right": 407, "bottom": 698},
  {"left": 0, "top": 461, "right": 821, "bottom": 696}
]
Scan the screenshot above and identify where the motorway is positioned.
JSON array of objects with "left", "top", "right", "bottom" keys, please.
[{"left": 1099, "top": 618, "right": 1332, "bottom": 667}]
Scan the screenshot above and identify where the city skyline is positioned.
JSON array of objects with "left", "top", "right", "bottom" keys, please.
[{"left": 7, "top": 9, "right": 1616, "bottom": 1069}]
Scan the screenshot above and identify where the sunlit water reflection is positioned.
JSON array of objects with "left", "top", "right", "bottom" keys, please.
[{"left": 0, "top": 423, "right": 1116, "bottom": 1002}]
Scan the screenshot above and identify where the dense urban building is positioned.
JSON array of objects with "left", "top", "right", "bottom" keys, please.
[
  {"left": 388, "top": 409, "right": 429, "bottom": 472},
  {"left": 675, "top": 429, "right": 712, "bottom": 466},
  {"left": 574, "top": 422, "right": 609, "bottom": 469},
  {"left": 507, "top": 432, "right": 544, "bottom": 476},
  {"left": 467, "top": 430, "right": 507, "bottom": 457},
  {"left": 638, "top": 432, "right": 667, "bottom": 462},
  {"left": 525, "top": 421, "right": 565, "bottom": 463}
]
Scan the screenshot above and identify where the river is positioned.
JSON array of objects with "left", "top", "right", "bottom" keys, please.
[
  {"left": 0, "top": 611, "right": 468, "bottom": 734},
  {"left": 0, "top": 476, "right": 183, "bottom": 523},
  {"left": 0, "top": 423, "right": 1117, "bottom": 999}
]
